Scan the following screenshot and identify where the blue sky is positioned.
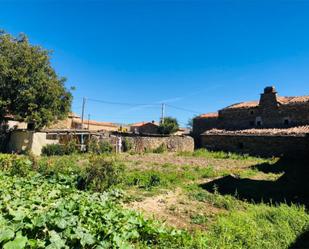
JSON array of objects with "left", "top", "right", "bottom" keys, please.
[{"left": 1, "top": 0, "right": 309, "bottom": 126}]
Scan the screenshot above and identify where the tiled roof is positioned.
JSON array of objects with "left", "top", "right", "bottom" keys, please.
[
  {"left": 202, "top": 126, "right": 309, "bottom": 136},
  {"left": 73, "top": 118, "right": 117, "bottom": 127},
  {"left": 196, "top": 112, "right": 219, "bottom": 119},
  {"left": 277, "top": 96, "right": 309, "bottom": 105},
  {"left": 223, "top": 96, "right": 309, "bottom": 110},
  {"left": 130, "top": 121, "right": 159, "bottom": 127},
  {"left": 223, "top": 101, "right": 259, "bottom": 110}
]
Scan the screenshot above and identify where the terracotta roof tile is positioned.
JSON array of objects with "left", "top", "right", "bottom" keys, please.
[
  {"left": 73, "top": 118, "right": 117, "bottom": 127},
  {"left": 223, "top": 101, "right": 259, "bottom": 110},
  {"left": 223, "top": 95, "right": 309, "bottom": 110},
  {"left": 203, "top": 126, "right": 309, "bottom": 136},
  {"left": 196, "top": 112, "right": 219, "bottom": 119},
  {"left": 131, "top": 121, "right": 159, "bottom": 127}
]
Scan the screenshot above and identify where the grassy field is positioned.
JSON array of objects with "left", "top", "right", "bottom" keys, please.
[{"left": 0, "top": 150, "right": 308, "bottom": 248}]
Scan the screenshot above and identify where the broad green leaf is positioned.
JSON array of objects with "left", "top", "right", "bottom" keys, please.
[
  {"left": 3, "top": 236, "right": 27, "bottom": 249},
  {"left": 0, "top": 229, "right": 15, "bottom": 243}
]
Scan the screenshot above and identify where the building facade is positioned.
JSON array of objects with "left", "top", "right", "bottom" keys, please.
[
  {"left": 193, "top": 86, "right": 309, "bottom": 136},
  {"left": 48, "top": 113, "right": 119, "bottom": 131},
  {"left": 130, "top": 121, "right": 159, "bottom": 134}
]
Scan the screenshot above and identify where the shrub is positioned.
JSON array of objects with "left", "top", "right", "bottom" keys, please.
[
  {"left": 64, "top": 139, "right": 78, "bottom": 154},
  {"left": 41, "top": 140, "right": 78, "bottom": 156},
  {"left": 158, "top": 117, "right": 179, "bottom": 134},
  {"left": 153, "top": 143, "right": 167, "bottom": 154},
  {"left": 98, "top": 140, "right": 114, "bottom": 154},
  {"left": 0, "top": 154, "right": 32, "bottom": 176},
  {"left": 77, "top": 157, "right": 124, "bottom": 192},
  {"left": 41, "top": 144, "right": 66, "bottom": 156},
  {"left": 122, "top": 137, "right": 133, "bottom": 152},
  {"left": 87, "top": 139, "right": 113, "bottom": 154}
]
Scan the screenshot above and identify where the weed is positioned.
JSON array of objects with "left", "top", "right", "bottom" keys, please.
[
  {"left": 190, "top": 214, "right": 209, "bottom": 225},
  {"left": 153, "top": 143, "right": 168, "bottom": 154}
]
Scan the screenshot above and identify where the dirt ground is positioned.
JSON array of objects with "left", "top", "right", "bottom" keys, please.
[{"left": 120, "top": 152, "right": 278, "bottom": 230}]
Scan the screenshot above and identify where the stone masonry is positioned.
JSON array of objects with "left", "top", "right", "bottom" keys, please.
[{"left": 193, "top": 86, "right": 309, "bottom": 136}]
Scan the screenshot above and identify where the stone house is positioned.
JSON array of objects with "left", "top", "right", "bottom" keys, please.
[
  {"left": 48, "top": 113, "right": 118, "bottom": 131},
  {"left": 130, "top": 121, "right": 159, "bottom": 134},
  {"left": 193, "top": 86, "right": 309, "bottom": 136}
]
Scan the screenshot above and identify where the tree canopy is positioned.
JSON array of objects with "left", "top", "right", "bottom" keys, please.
[
  {"left": 158, "top": 117, "right": 179, "bottom": 135},
  {"left": 0, "top": 31, "right": 72, "bottom": 129}
]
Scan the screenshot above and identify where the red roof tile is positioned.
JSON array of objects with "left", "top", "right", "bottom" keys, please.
[
  {"left": 203, "top": 126, "right": 309, "bottom": 136},
  {"left": 130, "top": 121, "right": 159, "bottom": 127},
  {"left": 196, "top": 112, "right": 219, "bottom": 119}
]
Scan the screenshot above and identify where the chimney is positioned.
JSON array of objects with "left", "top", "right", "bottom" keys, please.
[{"left": 259, "top": 86, "right": 278, "bottom": 109}]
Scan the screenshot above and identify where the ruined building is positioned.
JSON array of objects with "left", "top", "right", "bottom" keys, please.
[
  {"left": 193, "top": 86, "right": 309, "bottom": 135},
  {"left": 193, "top": 87, "right": 309, "bottom": 157}
]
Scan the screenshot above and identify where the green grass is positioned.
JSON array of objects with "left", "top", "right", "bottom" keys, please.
[
  {"left": 187, "top": 184, "right": 246, "bottom": 211},
  {"left": 0, "top": 153, "right": 307, "bottom": 248},
  {"left": 178, "top": 149, "right": 267, "bottom": 161},
  {"left": 205, "top": 203, "right": 309, "bottom": 249}
]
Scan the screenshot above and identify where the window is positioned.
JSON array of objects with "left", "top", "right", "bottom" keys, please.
[
  {"left": 255, "top": 116, "right": 263, "bottom": 127},
  {"left": 250, "top": 110, "right": 254, "bottom": 115},
  {"left": 283, "top": 118, "right": 290, "bottom": 126},
  {"left": 27, "top": 123, "right": 35, "bottom": 130},
  {"left": 238, "top": 142, "right": 244, "bottom": 149}
]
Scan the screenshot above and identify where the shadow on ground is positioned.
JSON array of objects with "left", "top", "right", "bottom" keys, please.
[
  {"left": 288, "top": 229, "right": 309, "bottom": 249},
  {"left": 200, "top": 156, "right": 309, "bottom": 248},
  {"left": 200, "top": 157, "right": 309, "bottom": 206}
]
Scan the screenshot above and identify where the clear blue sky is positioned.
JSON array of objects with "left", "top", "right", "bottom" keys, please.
[{"left": 2, "top": 0, "right": 309, "bottom": 126}]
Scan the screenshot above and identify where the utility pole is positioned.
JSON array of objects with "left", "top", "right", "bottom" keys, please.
[
  {"left": 81, "top": 97, "right": 86, "bottom": 129},
  {"left": 88, "top": 114, "right": 90, "bottom": 130},
  {"left": 161, "top": 103, "right": 165, "bottom": 124}
]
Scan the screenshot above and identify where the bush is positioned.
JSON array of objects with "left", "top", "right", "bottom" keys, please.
[
  {"left": 41, "top": 144, "right": 66, "bottom": 156},
  {"left": 77, "top": 157, "right": 124, "bottom": 192},
  {"left": 153, "top": 143, "right": 167, "bottom": 154},
  {"left": 41, "top": 140, "right": 78, "bottom": 156},
  {"left": 0, "top": 154, "right": 32, "bottom": 176},
  {"left": 87, "top": 139, "right": 114, "bottom": 154},
  {"left": 122, "top": 137, "right": 133, "bottom": 152},
  {"left": 158, "top": 117, "right": 179, "bottom": 134}
]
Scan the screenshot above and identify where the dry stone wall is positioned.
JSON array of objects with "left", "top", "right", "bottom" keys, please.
[
  {"left": 115, "top": 134, "right": 194, "bottom": 153},
  {"left": 201, "top": 133, "right": 309, "bottom": 158}
]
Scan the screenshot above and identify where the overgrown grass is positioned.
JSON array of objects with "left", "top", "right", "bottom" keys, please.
[
  {"left": 187, "top": 184, "right": 246, "bottom": 211},
  {"left": 122, "top": 164, "right": 219, "bottom": 191},
  {"left": 205, "top": 203, "right": 309, "bottom": 249},
  {"left": 0, "top": 152, "right": 307, "bottom": 248},
  {"left": 178, "top": 149, "right": 267, "bottom": 161}
]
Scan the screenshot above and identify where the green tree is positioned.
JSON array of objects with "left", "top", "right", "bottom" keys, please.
[
  {"left": 0, "top": 31, "right": 72, "bottom": 129},
  {"left": 158, "top": 117, "right": 179, "bottom": 135}
]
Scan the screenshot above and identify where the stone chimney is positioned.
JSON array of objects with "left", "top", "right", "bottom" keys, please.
[{"left": 259, "top": 86, "right": 278, "bottom": 109}]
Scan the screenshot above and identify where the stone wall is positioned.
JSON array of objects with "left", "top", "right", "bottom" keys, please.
[
  {"left": 114, "top": 134, "right": 194, "bottom": 153},
  {"left": 8, "top": 130, "right": 194, "bottom": 155},
  {"left": 193, "top": 87, "right": 309, "bottom": 136},
  {"left": 192, "top": 116, "right": 219, "bottom": 137},
  {"left": 201, "top": 133, "right": 309, "bottom": 157}
]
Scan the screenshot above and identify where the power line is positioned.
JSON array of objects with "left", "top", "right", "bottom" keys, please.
[
  {"left": 87, "top": 98, "right": 160, "bottom": 107},
  {"left": 165, "top": 104, "right": 201, "bottom": 114}
]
